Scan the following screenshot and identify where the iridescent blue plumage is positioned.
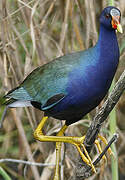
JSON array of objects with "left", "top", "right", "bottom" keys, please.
[{"left": 4, "top": 6, "right": 122, "bottom": 125}]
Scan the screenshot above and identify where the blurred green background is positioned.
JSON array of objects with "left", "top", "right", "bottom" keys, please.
[{"left": 0, "top": 0, "right": 125, "bottom": 180}]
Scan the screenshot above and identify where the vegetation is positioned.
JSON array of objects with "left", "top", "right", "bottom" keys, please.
[{"left": 0, "top": 0, "right": 125, "bottom": 179}]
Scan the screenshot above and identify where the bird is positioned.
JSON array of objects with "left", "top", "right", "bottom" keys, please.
[{"left": 2, "top": 6, "right": 123, "bottom": 180}]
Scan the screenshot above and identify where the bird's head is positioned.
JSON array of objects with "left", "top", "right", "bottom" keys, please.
[{"left": 100, "top": 6, "right": 123, "bottom": 33}]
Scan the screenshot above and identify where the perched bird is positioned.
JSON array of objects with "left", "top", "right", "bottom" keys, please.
[{"left": 2, "top": 6, "right": 123, "bottom": 179}]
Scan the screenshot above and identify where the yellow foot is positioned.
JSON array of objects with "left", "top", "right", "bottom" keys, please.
[
  {"left": 33, "top": 116, "right": 115, "bottom": 177},
  {"left": 34, "top": 116, "right": 96, "bottom": 176},
  {"left": 73, "top": 137, "right": 96, "bottom": 173},
  {"left": 95, "top": 139, "right": 107, "bottom": 162},
  {"left": 98, "top": 134, "right": 113, "bottom": 156},
  {"left": 94, "top": 134, "right": 114, "bottom": 165}
]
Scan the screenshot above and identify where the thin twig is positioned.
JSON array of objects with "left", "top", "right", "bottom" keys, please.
[
  {"left": 0, "top": 106, "right": 8, "bottom": 128},
  {"left": 0, "top": 158, "right": 56, "bottom": 167},
  {"left": 59, "top": 0, "right": 70, "bottom": 50},
  {"left": 40, "top": 0, "right": 57, "bottom": 29}
]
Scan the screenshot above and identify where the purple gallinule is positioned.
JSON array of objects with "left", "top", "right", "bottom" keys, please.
[{"left": 3, "top": 6, "right": 123, "bottom": 179}]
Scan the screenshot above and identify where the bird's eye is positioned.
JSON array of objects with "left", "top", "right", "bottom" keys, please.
[{"left": 105, "top": 14, "right": 110, "bottom": 19}]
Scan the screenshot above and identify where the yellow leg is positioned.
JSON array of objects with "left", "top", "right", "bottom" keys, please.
[
  {"left": 81, "top": 143, "right": 96, "bottom": 170},
  {"left": 54, "top": 125, "right": 68, "bottom": 180},
  {"left": 92, "top": 134, "right": 114, "bottom": 165},
  {"left": 34, "top": 116, "right": 96, "bottom": 177},
  {"left": 54, "top": 142, "right": 61, "bottom": 180},
  {"left": 95, "top": 140, "right": 107, "bottom": 161},
  {"left": 98, "top": 134, "right": 113, "bottom": 156}
]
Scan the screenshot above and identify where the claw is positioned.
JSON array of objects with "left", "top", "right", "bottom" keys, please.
[
  {"left": 81, "top": 144, "right": 96, "bottom": 173},
  {"left": 74, "top": 143, "right": 96, "bottom": 173}
]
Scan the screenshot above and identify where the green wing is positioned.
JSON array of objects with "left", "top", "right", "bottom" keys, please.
[{"left": 5, "top": 51, "right": 83, "bottom": 109}]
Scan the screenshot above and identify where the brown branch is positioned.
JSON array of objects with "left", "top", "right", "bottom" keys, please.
[{"left": 68, "top": 69, "right": 125, "bottom": 180}]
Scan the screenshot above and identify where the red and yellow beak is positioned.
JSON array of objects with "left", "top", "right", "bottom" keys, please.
[{"left": 111, "top": 16, "right": 123, "bottom": 33}]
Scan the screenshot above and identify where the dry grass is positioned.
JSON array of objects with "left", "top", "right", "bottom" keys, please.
[{"left": 0, "top": 0, "right": 125, "bottom": 180}]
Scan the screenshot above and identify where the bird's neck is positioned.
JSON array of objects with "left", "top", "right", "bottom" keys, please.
[{"left": 97, "top": 24, "right": 119, "bottom": 61}]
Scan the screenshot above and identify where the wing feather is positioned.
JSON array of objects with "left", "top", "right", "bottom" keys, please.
[{"left": 4, "top": 51, "right": 83, "bottom": 109}]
